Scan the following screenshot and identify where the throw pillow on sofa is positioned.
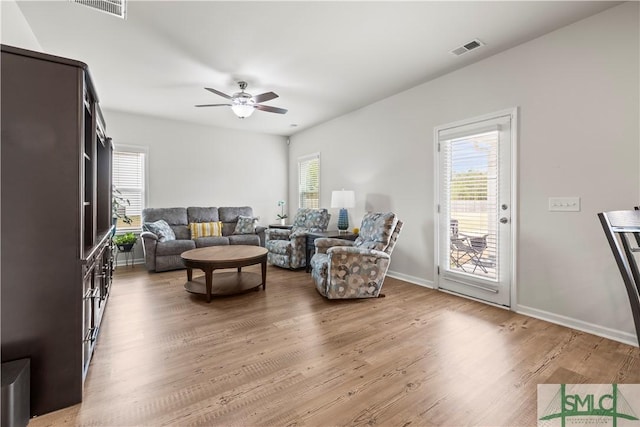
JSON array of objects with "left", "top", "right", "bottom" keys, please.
[
  {"left": 189, "top": 221, "right": 223, "bottom": 239},
  {"left": 144, "top": 219, "right": 176, "bottom": 242},
  {"left": 233, "top": 215, "right": 257, "bottom": 235}
]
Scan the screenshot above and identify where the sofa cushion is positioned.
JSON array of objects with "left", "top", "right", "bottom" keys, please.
[
  {"left": 233, "top": 215, "right": 256, "bottom": 235},
  {"left": 187, "top": 207, "right": 219, "bottom": 223},
  {"left": 142, "top": 207, "right": 188, "bottom": 225},
  {"left": 194, "top": 236, "right": 229, "bottom": 248},
  {"left": 219, "top": 206, "right": 253, "bottom": 222},
  {"left": 228, "top": 234, "right": 260, "bottom": 246},
  {"left": 219, "top": 207, "right": 254, "bottom": 236},
  {"left": 189, "top": 221, "right": 223, "bottom": 239},
  {"left": 155, "top": 239, "right": 196, "bottom": 256},
  {"left": 171, "top": 225, "right": 189, "bottom": 240},
  {"left": 144, "top": 220, "right": 176, "bottom": 242}
]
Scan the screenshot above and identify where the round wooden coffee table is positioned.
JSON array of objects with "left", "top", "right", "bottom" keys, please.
[{"left": 181, "top": 245, "right": 268, "bottom": 302}]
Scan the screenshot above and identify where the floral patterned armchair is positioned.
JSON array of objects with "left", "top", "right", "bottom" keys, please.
[
  {"left": 265, "top": 208, "right": 331, "bottom": 269},
  {"left": 310, "top": 212, "right": 403, "bottom": 299}
]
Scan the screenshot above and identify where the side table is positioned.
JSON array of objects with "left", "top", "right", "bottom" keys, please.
[{"left": 306, "top": 231, "right": 358, "bottom": 272}]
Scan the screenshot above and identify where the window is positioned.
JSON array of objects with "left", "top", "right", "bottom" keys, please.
[
  {"left": 298, "top": 153, "right": 320, "bottom": 208},
  {"left": 112, "top": 146, "right": 146, "bottom": 230}
]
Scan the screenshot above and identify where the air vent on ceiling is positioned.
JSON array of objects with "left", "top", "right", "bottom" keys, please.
[
  {"left": 71, "top": 0, "right": 126, "bottom": 19},
  {"left": 450, "top": 39, "right": 485, "bottom": 56}
]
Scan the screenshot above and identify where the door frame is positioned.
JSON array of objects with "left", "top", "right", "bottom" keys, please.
[{"left": 433, "top": 107, "right": 519, "bottom": 309}]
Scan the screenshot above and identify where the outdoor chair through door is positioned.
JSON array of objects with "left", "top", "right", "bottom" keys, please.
[{"left": 450, "top": 219, "right": 490, "bottom": 274}]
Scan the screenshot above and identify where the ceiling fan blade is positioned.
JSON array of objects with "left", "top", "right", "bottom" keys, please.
[
  {"left": 195, "top": 103, "right": 232, "bottom": 107},
  {"left": 204, "top": 87, "right": 231, "bottom": 99},
  {"left": 253, "top": 92, "right": 278, "bottom": 103},
  {"left": 255, "top": 104, "right": 288, "bottom": 114}
]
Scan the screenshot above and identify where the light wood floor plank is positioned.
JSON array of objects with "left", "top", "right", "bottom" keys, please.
[{"left": 28, "top": 264, "right": 640, "bottom": 426}]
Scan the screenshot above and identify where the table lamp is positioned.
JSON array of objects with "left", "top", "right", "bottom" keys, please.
[{"left": 331, "top": 190, "right": 355, "bottom": 231}]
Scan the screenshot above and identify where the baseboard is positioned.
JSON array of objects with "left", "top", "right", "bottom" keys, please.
[
  {"left": 380, "top": 271, "right": 637, "bottom": 347},
  {"left": 516, "top": 304, "right": 638, "bottom": 347},
  {"left": 107, "top": 261, "right": 637, "bottom": 346},
  {"left": 387, "top": 270, "right": 434, "bottom": 289}
]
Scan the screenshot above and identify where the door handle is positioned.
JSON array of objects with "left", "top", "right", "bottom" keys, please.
[{"left": 500, "top": 217, "right": 509, "bottom": 224}]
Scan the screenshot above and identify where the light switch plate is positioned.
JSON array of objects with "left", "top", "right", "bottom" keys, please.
[{"left": 549, "top": 197, "right": 581, "bottom": 212}]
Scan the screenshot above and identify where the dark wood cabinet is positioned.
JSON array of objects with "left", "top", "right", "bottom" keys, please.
[{"left": 1, "top": 45, "right": 113, "bottom": 416}]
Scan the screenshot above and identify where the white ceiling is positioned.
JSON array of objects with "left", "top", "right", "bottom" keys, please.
[{"left": 14, "top": 1, "right": 619, "bottom": 136}]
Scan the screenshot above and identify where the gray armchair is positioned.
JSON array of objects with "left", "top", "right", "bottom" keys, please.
[
  {"left": 310, "top": 212, "right": 403, "bottom": 299},
  {"left": 265, "top": 208, "right": 331, "bottom": 269}
]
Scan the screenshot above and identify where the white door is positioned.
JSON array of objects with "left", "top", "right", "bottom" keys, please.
[{"left": 435, "top": 109, "right": 516, "bottom": 307}]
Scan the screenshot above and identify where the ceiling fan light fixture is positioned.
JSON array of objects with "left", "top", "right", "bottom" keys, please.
[
  {"left": 198, "top": 81, "right": 286, "bottom": 118},
  {"left": 231, "top": 103, "right": 255, "bottom": 118}
]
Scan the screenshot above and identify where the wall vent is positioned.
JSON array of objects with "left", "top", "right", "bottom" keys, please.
[
  {"left": 450, "top": 39, "right": 485, "bottom": 56},
  {"left": 71, "top": 0, "right": 126, "bottom": 19}
]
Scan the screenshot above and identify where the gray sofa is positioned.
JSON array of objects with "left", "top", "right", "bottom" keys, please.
[{"left": 140, "top": 206, "right": 265, "bottom": 272}]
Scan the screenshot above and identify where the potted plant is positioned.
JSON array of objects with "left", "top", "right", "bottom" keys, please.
[
  {"left": 276, "top": 200, "right": 288, "bottom": 225},
  {"left": 113, "top": 232, "right": 137, "bottom": 252},
  {"left": 112, "top": 187, "right": 132, "bottom": 235}
]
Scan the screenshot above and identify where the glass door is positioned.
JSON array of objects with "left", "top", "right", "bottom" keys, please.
[{"left": 436, "top": 110, "right": 515, "bottom": 307}]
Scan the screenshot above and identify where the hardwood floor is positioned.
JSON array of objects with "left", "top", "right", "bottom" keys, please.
[{"left": 30, "top": 265, "right": 639, "bottom": 426}]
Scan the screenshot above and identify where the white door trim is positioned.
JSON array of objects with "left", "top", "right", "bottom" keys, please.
[{"left": 433, "top": 107, "right": 519, "bottom": 309}]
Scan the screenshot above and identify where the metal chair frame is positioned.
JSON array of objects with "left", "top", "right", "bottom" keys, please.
[
  {"left": 598, "top": 210, "right": 640, "bottom": 347},
  {"left": 450, "top": 220, "right": 489, "bottom": 274}
]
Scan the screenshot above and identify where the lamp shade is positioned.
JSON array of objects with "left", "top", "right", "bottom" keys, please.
[{"left": 331, "top": 190, "right": 355, "bottom": 208}]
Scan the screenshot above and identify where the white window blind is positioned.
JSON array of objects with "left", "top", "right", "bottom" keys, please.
[
  {"left": 298, "top": 153, "right": 320, "bottom": 208},
  {"left": 440, "top": 127, "right": 500, "bottom": 280},
  {"left": 113, "top": 148, "right": 145, "bottom": 229}
]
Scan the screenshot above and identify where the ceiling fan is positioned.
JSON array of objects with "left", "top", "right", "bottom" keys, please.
[{"left": 195, "top": 81, "right": 288, "bottom": 119}]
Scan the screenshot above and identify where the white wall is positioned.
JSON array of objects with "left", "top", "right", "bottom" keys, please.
[
  {"left": 0, "top": 0, "right": 41, "bottom": 51},
  {"left": 105, "top": 110, "right": 288, "bottom": 263},
  {"left": 105, "top": 110, "right": 288, "bottom": 220},
  {"left": 289, "top": 3, "right": 640, "bottom": 344}
]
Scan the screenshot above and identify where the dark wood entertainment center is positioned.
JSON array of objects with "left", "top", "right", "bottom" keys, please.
[{"left": 1, "top": 45, "right": 113, "bottom": 416}]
